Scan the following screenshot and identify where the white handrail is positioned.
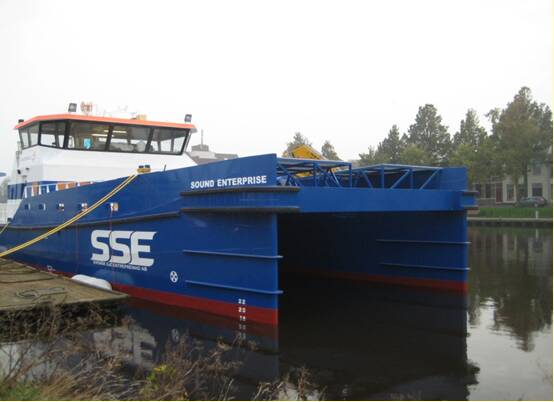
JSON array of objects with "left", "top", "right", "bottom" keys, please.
[{"left": 23, "top": 181, "right": 98, "bottom": 199}]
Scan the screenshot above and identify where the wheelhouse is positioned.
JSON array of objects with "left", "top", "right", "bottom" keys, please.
[{"left": 15, "top": 114, "right": 196, "bottom": 155}]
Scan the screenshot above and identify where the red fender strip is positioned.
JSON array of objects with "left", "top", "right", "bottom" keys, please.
[
  {"left": 281, "top": 268, "right": 468, "bottom": 293},
  {"left": 20, "top": 261, "right": 279, "bottom": 326},
  {"left": 110, "top": 283, "right": 279, "bottom": 326}
]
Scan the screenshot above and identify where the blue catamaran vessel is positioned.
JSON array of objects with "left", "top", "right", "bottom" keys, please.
[{"left": 0, "top": 108, "right": 476, "bottom": 326}]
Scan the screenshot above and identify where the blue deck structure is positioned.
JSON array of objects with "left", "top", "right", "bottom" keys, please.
[{"left": 0, "top": 154, "right": 476, "bottom": 326}]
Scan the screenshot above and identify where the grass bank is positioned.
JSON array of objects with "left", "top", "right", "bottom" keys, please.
[
  {"left": 477, "top": 206, "right": 552, "bottom": 219},
  {"left": 0, "top": 305, "right": 320, "bottom": 400}
]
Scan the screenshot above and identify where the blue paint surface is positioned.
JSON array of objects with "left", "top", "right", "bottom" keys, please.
[{"left": 0, "top": 154, "right": 474, "bottom": 321}]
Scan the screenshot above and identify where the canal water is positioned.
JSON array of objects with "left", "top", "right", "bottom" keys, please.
[
  {"left": 103, "top": 226, "right": 551, "bottom": 400},
  {"left": 3, "top": 227, "right": 551, "bottom": 400}
]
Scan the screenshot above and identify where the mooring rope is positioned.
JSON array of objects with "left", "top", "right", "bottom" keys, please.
[
  {"left": 0, "top": 221, "right": 9, "bottom": 237},
  {"left": 15, "top": 287, "right": 67, "bottom": 300},
  {"left": 0, "top": 174, "right": 138, "bottom": 259}
]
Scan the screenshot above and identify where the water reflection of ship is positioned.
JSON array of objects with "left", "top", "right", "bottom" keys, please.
[
  {"left": 278, "top": 276, "right": 478, "bottom": 400},
  {"left": 90, "top": 276, "right": 477, "bottom": 400},
  {"left": 92, "top": 299, "right": 280, "bottom": 387},
  {"left": 89, "top": 300, "right": 280, "bottom": 399}
]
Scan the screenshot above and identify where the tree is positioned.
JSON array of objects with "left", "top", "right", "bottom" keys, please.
[
  {"left": 359, "top": 146, "right": 386, "bottom": 166},
  {"left": 488, "top": 87, "right": 552, "bottom": 201},
  {"left": 450, "top": 138, "right": 497, "bottom": 186},
  {"left": 450, "top": 109, "right": 497, "bottom": 186},
  {"left": 283, "top": 132, "right": 312, "bottom": 157},
  {"left": 321, "top": 140, "right": 340, "bottom": 160},
  {"left": 377, "top": 125, "right": 404, "bottom": 163},
  {"left": 453, "top": 109, "right": 487, "bottom": 148},
  {"left": 405, "top": 104, "right": 452, "bottom": 165},
  {"left": 485, "top": 108, "right": 501, "bottom": 128},
  {"left": 398, "top": 145, "right": 432, "bottom": 166}
]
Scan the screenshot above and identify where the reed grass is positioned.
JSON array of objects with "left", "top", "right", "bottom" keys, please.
[{"left": 0, "top": 305, "right": 321, "bottom": 400}]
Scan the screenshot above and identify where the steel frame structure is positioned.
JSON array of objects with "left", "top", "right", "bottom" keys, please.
[{"left": 276, "top": 158, "right": 443, "bottom": 190}]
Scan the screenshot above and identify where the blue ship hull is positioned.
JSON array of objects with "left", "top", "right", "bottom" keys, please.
[{"left": 0, "top": 154, "right": 476, "bottom": 325}]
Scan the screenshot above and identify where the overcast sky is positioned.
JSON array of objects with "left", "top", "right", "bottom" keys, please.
[{"left": 0, "top": 0, "right": 551, "bottom": 173}]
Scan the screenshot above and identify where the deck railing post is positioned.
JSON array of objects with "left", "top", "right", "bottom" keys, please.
[
  {"left": 390, "top": 169, "right": 411, "bottom": 189},
  {"left": 420, "top": 169, "right": 440, "bottom": 189},
  {"left": 330, "top": 169, "right": 341, "bottom": 187},
  {"left": 363, "top": 172, "right": 373, "bottom": 188}
]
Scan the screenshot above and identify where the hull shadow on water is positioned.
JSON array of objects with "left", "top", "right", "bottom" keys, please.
[{"left": 279, "top": 276, "right": 477, "bottom": 400}]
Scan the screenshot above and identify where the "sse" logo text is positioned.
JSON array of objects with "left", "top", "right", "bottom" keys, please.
[{"left": 91, "top": 230, "right": 156, "bottom": 267}]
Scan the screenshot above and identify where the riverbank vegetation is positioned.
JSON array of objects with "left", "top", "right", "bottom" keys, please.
[
  {"left": 284, "top": 87, "right": 552, "bottom": 203},
  {"left": 477, "top": 206, "right": 552, "bottom": 219},
  {"left": 0, "top": 305, "right": 320, "bottom": 400}
]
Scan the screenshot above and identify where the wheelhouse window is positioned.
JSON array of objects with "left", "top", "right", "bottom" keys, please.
[
  {"left": 19, "top": 129, "right": 29, "bottom": 148},
  {"left": 19, "top": 123, "right": 39, "bottom": 149},
  {"left": 109, "top": 125, "right": 150, "bottom": 152},
  {"left": 39, "top": 121, "right": 66, "bottom": 148},
  {"left": 67, "top": 122, "right": 110, "bottom": 150},
  {"left": 28, "top": 124, "right": 39, "bottom": 146},
  {"left": 150, "top": 127, "right": 187, "bottom": 154},
  {"left": 22, "top": 119, "right": 190, "bottom": 154}
]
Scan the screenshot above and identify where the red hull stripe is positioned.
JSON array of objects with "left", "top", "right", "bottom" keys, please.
[
  {"left": 21, "top": 261, "right": 278, "bottom": 326},
  {"left": 282, "top": 269, "right": 468, "bottom": 292},
  {"left": 127, "top": 298, "right": 279, "bottom": 339},
  {"left": 113, "top": 282, "right": 279, "bottom": 326}
]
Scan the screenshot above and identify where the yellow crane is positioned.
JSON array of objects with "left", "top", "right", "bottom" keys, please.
[
  {"left": 289, "top": 144, "right": 326, "bottom": 160},
  {"left": 288, "top": 144, "right": 342, "bottom": 177}
]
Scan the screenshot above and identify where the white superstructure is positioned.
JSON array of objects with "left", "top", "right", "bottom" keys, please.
[
  {"left": 0, "top": 111, "right": 197, "bottom": 223},
  {"left": 11, "top": 139, "right": 196, "bottom": 184}
]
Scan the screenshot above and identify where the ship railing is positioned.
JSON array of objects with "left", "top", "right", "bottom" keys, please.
[
  {"left": 276, "top": 158, "right": 352, "bottom": 187},
  {"left": 276, "top": 158, "right": 443, "bottom": 189},
  {"left": 23, "top": 181, "right": 97, "bottom": 199}
]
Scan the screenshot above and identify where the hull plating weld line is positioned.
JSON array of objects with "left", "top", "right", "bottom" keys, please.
[
  {"left": 180, "top": 206, "right": 300, "bottom": 213},
  {"left": 183, "top": 249, "right": 283, "bottom": 260},
  {"left": 6, "top": 211, "right": 181, "bottom": 230},
  {"left": 380, "top": 262, "right": 471, "bottom": 272},
  {"left": 375, "top": 239, "right": 471, "bottom": 246},
  {"left": 185, "top": 279, "right": 284, "bottom": 295}
]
